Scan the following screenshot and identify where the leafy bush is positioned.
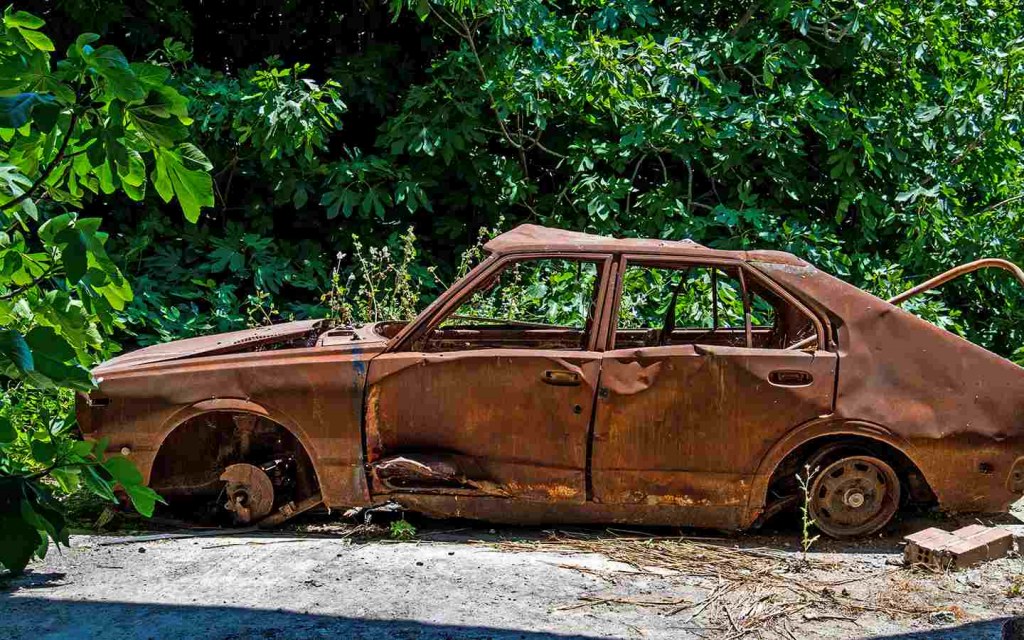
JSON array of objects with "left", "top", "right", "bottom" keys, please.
[
  {"left": 0, "top": 8, "right": 212, "bottom": 574},
  {"left": 0, "top": 384, "right": 162, "bottom": 571},
  {"left": 63, "top": 0, "right": 1020, "bottom": 359}
]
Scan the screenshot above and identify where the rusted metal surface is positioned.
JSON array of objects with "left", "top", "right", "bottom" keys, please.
[
  {"left": 258, "top": 492, "right": 324, "bottom": 528},
  {"left": 365, "top": 349, "right": 601, "bottom": 503},
  {"left": 77, "top": 224, "right": 1024, "bottom": 534},
  {"left": 755, "top": 259, "right": 1024, "bottom": 519},
  {"left": 888, "top": 258, "right": 1024, "bottom": 307},
  {"left": 808, "top": 455, "right": 900, "bottom": 538},
  {"left": 591, "top": 344, "right": 837, "bottom": 518},
  {"left": 80, "top": 323, "right": 389, "bottom": 515},
  {"left": 220, "top": 463, "right": 275, "bottom": 524}
]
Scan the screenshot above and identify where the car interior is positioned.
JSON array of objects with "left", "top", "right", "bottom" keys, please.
[
  {"left": 412, "top": 257, "right": 818, "bottom": 353},
  {"left": 612, "top": 263, "right": 818, "bottom": 350}
]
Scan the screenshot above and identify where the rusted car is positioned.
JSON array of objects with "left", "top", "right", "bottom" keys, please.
[{"left": 77, "top": 225, "right": 1024, "bottom": 537}]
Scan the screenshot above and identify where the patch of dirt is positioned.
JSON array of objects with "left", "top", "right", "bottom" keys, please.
[{"left": 4, "top": 509, "right": 1024, "bottom": 639}]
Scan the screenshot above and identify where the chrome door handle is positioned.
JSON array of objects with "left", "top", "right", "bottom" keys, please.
[
  {"left": 768, "top": 370, "right": 813, "bottom": 387},
  {"left": 542, "top": 370, "right": 581, "bottom": 386}
]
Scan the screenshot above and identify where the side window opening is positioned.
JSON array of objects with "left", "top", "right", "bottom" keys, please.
[
  {"left": 420, "top": 258, "right": 602, "bottom": 352},
  {"left": 615, "top": 262, "right": 816, "bottom": 350}
]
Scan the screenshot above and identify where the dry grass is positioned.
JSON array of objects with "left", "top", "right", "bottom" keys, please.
[{"left": 485, "top": 530, "right": 944, "bottom": 639}]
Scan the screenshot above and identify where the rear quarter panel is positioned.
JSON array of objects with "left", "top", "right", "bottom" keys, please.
[{"left": 755, "top": 261, "right": 1024, "bottom": 513}]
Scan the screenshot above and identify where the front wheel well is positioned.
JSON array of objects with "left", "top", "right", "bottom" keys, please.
[
  {"left": 149, "top": 411, "right": 320, "bottom": 521},
  {"left": 765, "top": 434, "right": 937, "bottom": 508}
]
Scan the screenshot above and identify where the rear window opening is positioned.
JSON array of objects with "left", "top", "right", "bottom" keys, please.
[{"left": 614, "top": 262, "right": 819, "bottom": 351}]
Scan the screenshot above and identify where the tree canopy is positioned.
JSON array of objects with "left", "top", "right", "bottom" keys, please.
[
  {"left": 29, "top": 0, "right": 1022, "bottom": 354},
  {"left": 0, "top": 0, "right": 1022, "bottom": 571}
]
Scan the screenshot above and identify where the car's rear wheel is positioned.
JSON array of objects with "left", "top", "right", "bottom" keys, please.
[{"left": 808, "top": 455, "right": 900, "bottom": 538}]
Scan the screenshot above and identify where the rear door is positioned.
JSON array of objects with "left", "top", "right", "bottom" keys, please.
[
  {"left": 590, "top": 257, "right": 837, "bottom": 519},
  {"left": 365, "top": 254, "right": 612, "bottom": 503}
]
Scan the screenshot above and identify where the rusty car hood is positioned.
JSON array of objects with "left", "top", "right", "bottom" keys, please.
[{"left": 93, "top": 320, "right": 390, "bottom": 375}]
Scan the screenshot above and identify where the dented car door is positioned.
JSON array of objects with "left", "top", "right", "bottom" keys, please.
[
  {"left": 364, "top": 254, "right": 612, "bottom": 503},
  {"left": 590, "top": 257, "right": 837, "bottom": 525}
]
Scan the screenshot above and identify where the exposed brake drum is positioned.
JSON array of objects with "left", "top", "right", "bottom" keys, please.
[{"left": 220, "top": 463, "right": 275, "bottom": 524}]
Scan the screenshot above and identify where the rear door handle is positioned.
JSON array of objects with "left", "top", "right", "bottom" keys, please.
[
  {"left": 768, "top": 370, "right": 813, "bottom": 387},
  {"left": 542, "top": 370, "right": 581, "bottom": 386}
]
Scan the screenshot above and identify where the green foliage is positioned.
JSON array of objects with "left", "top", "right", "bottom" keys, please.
[
  {"left": 0, "top": 8, "right": 213, "bottom": 385},
  {"left": 389, "top": 517, "right": 417, "bottom": 541},
  {"left": 70, "top": 0, "right": 1021, "bottom": 358},
  {"left": 0, "top": 384, "right": 163, "bottom": 573},
  {"left": 0, "top": 9, "right": 209, "bottom": 574},
  {"left": 3, "top": 0, "right": 1021, "bottom": 567},
  {"left": 447, "top": 258, "right": 599, "bottom": 328},
  {"left": 796, "top": 464, "right": 820, "bottom": 560}
]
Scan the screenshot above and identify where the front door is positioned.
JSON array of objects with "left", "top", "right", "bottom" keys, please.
[
  {"left": 365, "top": 255, "right": 611, "bottom": 503},
  {"left": 590, "top": 258, "right": 837, "bottom": 523}
]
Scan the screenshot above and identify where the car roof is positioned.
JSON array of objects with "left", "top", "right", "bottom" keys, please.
[{"left": 484, "top": 224, "right": 807, "bottom": 266}]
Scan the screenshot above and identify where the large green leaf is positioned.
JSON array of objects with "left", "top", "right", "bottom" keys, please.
[
  {"left": 54, "top": 226, "right": 89, "bottom": 284},
  {"left": 24, "top": 484, "right": 70, "bottom": 546},
  {"left": 19, "top": 29, "right": 54, "bottom": 52},
  {"left": 3, "top": 9, "right": 45, "bottom": 29},
  {"left": 84, "top": 45, "right": 144, "bottom": 102},
  {"left": 152, "top": 146, "right": 214, "bottom": 223},
  {"left": 29, "top": 439, "right": 56, "bottom": 465},
  {"left": 0, "top": 509, "right": 44, "bottom": 573},
  {"left": 102, "top": 455, "right": 144, "bottom": 486},
  {"left": 129, "top": 62, "right": 171, "bottom": 88},
  {"left": 126, "top": 107, "right": 188, "bottom": 146},
  {"left": 124, "top": 484, "right": 164, "bottom": 517},
  {"left": 81, "top": 465, "right": 118, "bottom": 503},
  {"left": 23, "top": 326, "right": 92, "bottom": 390},
  {"left": 0, "top": 415, "right": 15, "bottom": 444},
  {"left": 0, "top": 93, "right": 55, "bottom": 129},
  {"left": 0, "top": 329, "right": 33, "bottom": 374},
  {"left": 3, "top": 8, "right": 53, "bottom": 52}
]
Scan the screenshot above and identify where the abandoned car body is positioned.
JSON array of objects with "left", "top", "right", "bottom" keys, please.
[{"left": 77, "top": 225, "right": 1024, "bottom": 537}]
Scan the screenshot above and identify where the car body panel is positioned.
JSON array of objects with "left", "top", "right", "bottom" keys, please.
[
  {"left": 365, "top": 349, "right": 602, "bottom": 503},
  {"left": 81, "top": 323, "right": 389, "bottom": 508},
  {"left": 591, "top": 345, "right": 838, "bottom": 514},
  {"left": 755, "top": 260, "right": 1024, "bottom": 514}
]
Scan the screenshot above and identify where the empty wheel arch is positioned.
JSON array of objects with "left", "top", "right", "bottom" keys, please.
[{"left": 148, "top": 411, "right": 322, "bottom": 525}]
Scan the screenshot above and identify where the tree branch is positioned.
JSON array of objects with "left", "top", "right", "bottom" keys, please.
[
  {"left": 731, "top": 3, "right": 760, "bottom": 36},
  {"left": 625, "top": 153, "right": 648, "bottom": 215},
  {"left": 457, "top": 16, "right": 525, "bottom": 159},
  {"left": 0, "top": 266, "right": 59, "bottom": 300},
  {"left": 0, "top": 112, "right": 80, "bottom": 213},
  {"left": 980, "top": 193, "right": 1024, "bottom": 213},
  {"left": 428, "top": 5, "right": 468, "bottom": 38},
  {"left": 479, "top": 127, "right": 566, "bottom": 159}
]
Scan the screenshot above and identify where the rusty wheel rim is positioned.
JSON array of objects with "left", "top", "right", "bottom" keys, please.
[{"left": 809, "top": 455, "right": 900, "bottom": 538}]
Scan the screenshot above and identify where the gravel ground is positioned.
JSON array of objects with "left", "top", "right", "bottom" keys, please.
[{"left": 3, "top": 510, "right": 1024, "bottom": 640}]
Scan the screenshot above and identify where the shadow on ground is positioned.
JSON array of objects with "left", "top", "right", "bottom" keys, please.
[
  {"left": 867, "top": 618, "right": 1018, "bottom": 640},
  {"left": 0, "top": 594, "right": 603, "bottom": 640},
  {"left": 0, "top": 593, "right": 1017, "bottom": 640}
]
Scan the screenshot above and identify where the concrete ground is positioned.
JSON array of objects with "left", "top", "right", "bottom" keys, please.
[{"left": 4, "top": 509, "right": 1024, "bottom": 640}]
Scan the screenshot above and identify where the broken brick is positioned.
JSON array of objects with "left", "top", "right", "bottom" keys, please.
[{"left": 904, "top": 524, "right": 1014, "bottom": 571}]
